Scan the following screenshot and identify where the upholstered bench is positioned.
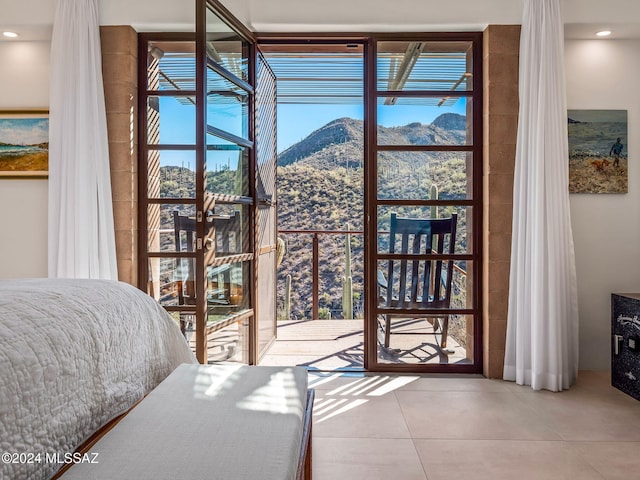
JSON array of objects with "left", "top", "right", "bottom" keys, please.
[{"left": 59, "top": 364, "right": 313, "bottom": 480}]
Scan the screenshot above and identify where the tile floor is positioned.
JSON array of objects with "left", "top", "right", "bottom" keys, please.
[{"left": 309, "top": 370, "right": 640, "bottom": 480}]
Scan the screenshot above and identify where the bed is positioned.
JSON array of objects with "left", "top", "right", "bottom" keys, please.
[
  {"left": 0, "top": 279, "right": 196, "bottom": 480},
  {"left": 0, "top": 278, "right": 313, "bottom": 480}
]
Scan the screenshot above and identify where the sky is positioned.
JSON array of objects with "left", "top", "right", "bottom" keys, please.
[
  {"left": 156, "top": 93, "right": 468, "bottom": 167},
  {"left": 278, "top": 98, "right": 468, "bottom": 153}
]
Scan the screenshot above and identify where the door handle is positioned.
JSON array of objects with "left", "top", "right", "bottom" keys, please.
[{"left": 614, "top": 334, "right": 624, "bottom": 355}]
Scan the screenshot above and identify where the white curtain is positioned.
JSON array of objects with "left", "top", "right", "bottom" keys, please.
[
  {"left": 48, "top": 0, "right": 118, "bottom": 280},
  {"left": 503, "top": 0, "right": 579, "bottom": 391}
]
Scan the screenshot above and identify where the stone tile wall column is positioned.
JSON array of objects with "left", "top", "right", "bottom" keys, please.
[
  {"left": 100, "top": 26, "right": 138, "bottom": 286},
  {"left": 482, "top": 25, "right": 520, "bottom": 378}
]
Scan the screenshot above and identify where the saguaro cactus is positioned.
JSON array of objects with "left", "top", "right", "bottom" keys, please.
[
  {"left": 342, "top": 224, "right": 353, "bottom": 320},
  {"left": 276, "top": 236, "right": 286, "bottom": 268},
  {"left": 430, "top": 183, "right": 439, "bottom": 219}
]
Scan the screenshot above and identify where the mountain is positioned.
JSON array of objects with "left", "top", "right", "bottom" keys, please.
[
  {"left": 157, "top": 112, "right": 468, "bottom": 321},
  {"left": 278, "top": 113, "right": 466, "bottom": 169},
  {"left": 432, "top": 112, "right": 467, "bottom": 131},
  {"left": 278, "top": 117, "right": 363, "bottom": 168},
  {"left": 275, "top": 113, "right": 468, "bottom": 320}
]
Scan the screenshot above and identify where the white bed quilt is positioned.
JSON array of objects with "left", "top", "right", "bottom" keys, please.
[{"left": 0, "top": 279, "right": 196, "bottom": 480}]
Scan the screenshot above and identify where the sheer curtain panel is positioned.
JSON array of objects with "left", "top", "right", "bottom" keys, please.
[
  {"left": 48, "top": 0, "right": 118, "bottom": 280},
  {"left": 503, "top": 0, "right": 579, "bottom": 391}
]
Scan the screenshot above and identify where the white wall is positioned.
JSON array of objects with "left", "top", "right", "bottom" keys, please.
[
  {"left": 566, "top": 39, "right": 640, "bottom": 370},
  {"left": 0, "top": 41, "right": 50, "bottom": 278}
]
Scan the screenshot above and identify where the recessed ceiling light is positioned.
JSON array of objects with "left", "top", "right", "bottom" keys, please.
[
  {"left": 2, "top": 31, "right": 19, "bottom": 38},
  {"left": 596, "top": 30, "right": 612, "bottom": 37}
]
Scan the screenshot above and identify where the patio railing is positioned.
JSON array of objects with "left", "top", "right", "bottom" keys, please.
[
  {"left": 278, "top": 229, "right": 363, "bottom": 320},
  {"left": 278, "top": 228, "right": 467, "bottom": 320}
]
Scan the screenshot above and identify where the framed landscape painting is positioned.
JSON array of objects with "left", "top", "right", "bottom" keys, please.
[
  {"left": 0, "top": 110, "right": 49, "bottom": 178},
  {"left": 568, "top": 109, "right": 627, "bottom": 193}
]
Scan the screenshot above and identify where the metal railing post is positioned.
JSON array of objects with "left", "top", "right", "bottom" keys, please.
[{"left": 312, "top": 232, "right": 319, "bottom": 320}]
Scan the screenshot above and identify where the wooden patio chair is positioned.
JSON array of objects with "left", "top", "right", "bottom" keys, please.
[
  {"left": 173, "top": 210, "right": 242, "bottom": 306},
  {"left": 378, "top": 212, "right": 457, "bottom": 352}
]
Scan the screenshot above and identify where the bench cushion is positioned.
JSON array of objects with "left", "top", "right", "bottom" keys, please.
[{"left": 61, "top": 363, "right": 309, "bottom": 480}]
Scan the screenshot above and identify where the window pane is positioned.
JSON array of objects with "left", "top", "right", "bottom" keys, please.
[
  {"left": 378, "top": 151, "right": 471, "bottom": 200},
  {"left": 147, "top": 96, "right": 196, "bottom": 145},
  {"left": 146, "top": 41, "right": 195, "bottom": 91},
  {"left": 147, "top": 256, "right": 194, "bottom": 308},
  {"left": 375, "top": 307, "right": 474, "bottom": 366},
  {"left": 377, "top": 41, "right": 473, "bottom": 92},
  {"left": 206, "top": 260, "right": 251, "bottom": 315},
  {"left": 377, "top": 205, "right": 472, "bottom": 254},
  {"left": 206, "top": 80, "right": 249, "bottom": 141},
  {"left": 376, "top": 260, "right": 474, "bottom": 313},
  {"left": 205, "top": 203, "right": 252, "bottom": 256},
  {"left": 206, "top": 7, "right": 248, "bottom": 81},
  {"left": 377, "top": 97, "right": 471, "bottom": 146},
  {"left": 147, "top": 150, "right": 196, "bottom": 199},
  {"left": 206, "top": 147, "right": 249, "bottom": 197},
  {"left": 147, "top": 204, "right": 196, "bottom": 253}
]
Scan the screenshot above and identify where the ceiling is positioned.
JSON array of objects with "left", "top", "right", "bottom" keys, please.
[{"left": 2, "top": 0, "right": 640, "bottom": 42}]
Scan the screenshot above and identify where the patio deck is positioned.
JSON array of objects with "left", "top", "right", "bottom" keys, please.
[
  {"left": 259, "top": 319, "right": 470, "bottom": 370},
  {"left": 189, "top": 317, "right": 471, "bottom": 368}
]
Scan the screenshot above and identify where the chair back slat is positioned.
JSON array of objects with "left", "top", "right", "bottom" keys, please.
[{"left": 386, "top": 212, "right": 457, "bottom": 310}]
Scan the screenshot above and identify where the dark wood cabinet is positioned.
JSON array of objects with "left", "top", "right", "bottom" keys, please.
[{"left": 611, "top": 293, "right": 640, "bottom": 401}]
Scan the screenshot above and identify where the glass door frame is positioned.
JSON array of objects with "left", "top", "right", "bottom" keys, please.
[
  {"left": 138, "top": 1, "right": 266, "bottom": 365},
  {"left": 196, "top": 0, "right": 259, "bottom": 363},
  {"left": 139, "top": 21, "right": 483, "bottom": 370},
  {"left": 364, "top": 33, "right": 484, "bottom": 373}
]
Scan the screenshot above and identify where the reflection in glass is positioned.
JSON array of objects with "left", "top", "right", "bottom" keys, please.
[
  {"left": 206, "top": 90, "right": 249, "bottom": 140},
  {"left": 148, "top": 256, "right": 194, "bottom": 308},
  {"left": 147, "top": 204, "right": 196, "bottom": 253},
  {"left": 202, "top": 260, "right": 252, "bottom": 364},
  {"left": 207, "top": 260, "right": 251, "bottom": 316},
  {"left": 205, "top": 203, "right": 251, "bottom": 256},
  {"left": 206, "top": 148, "right": 249, "bottom": 197},
  {"left": 206, "top": 6, "right": 248, "bottom": 81}
]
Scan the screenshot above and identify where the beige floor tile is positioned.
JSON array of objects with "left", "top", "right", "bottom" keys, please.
[
  {"left": 308, "top": 372, "right": 369, "bottom": 390},
  {"left": 569, "top": 441, "right": 640, "bottom": 480},
  {"left": 313, "top": 437, "right": 427, "bottom": 480},
  {"left": 313, "top": 391, "right": 411, "bottom": 438},
  {"left": 395, "top": 374, "right": 513, "bottom": 392},
  {"left": 515, "top": 389, "right": 640, "bottom": 441},
  {"left": 500, "top": 370, "right": 614, "bottom": 395},
  {"left": 414, "top": 439, "right": 605, "bottom": 480},
  {"left": 396, "top": 390, "right": 560, "bottom": 440}
]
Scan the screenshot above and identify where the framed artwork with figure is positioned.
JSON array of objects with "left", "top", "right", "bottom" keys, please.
[
  {"left": 0, "top": 110, "right": 49, "bottom": 178},
  {"left": 568, "top": 109, "right": 627, "bottom": 194}
]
